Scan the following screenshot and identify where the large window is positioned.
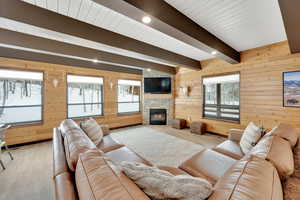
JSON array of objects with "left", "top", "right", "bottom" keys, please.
[
  {"left": 118, "top": 79, "right": 141, "bottom": 114},
  {"left": 203, "top": 73, "right": 240, "bottom": 122},
  {"left": 0, "top": 69, "right": 43, "bottom": 125},
  {"left": 67, "top": 75, "right": 103, "bottom": 118}
]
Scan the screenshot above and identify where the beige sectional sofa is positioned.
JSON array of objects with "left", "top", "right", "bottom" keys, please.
[{"left": 53, "top": 119, "right": 299, "bottom": 200}]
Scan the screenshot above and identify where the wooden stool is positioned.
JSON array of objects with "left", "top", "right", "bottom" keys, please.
[
  {"left": 190, "top": 121, "right": 206, "bottom": 135},
  {"left": 171, "top": 119, "right": 186, "bottom": 129}
]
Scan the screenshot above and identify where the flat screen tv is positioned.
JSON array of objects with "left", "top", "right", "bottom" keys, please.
[{"left": 144, "top": 77, "right": 171, "bottom": 94}]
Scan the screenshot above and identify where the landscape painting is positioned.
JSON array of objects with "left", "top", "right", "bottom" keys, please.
[{"left": 283, "top": 71, "right": 300, "bottom": 107}]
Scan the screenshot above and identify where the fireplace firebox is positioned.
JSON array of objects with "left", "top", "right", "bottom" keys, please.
[{"left": 150, "top": 109, "right": 167, "bottom": 125}]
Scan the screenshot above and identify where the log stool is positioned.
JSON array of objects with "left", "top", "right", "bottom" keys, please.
[
  {"left": 171, "top": 119, "right": 186, "bottom": 129},
  {"left": 190, "top": 121, "right": 206, "bottom": 135}
]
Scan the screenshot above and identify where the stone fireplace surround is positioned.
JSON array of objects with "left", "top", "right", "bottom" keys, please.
[{"left": 143, "top": 69, "right": 174, "bottom": 125}]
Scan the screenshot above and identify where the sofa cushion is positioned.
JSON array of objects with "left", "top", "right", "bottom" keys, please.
[
  {"left": 179, "top": 149, "right": 237, "bottom": 185},
  {"left": 60, "top": 119, "right": 81, "bottom": 137},
  {"left": 121, "top": 161, "right": 213, "bottom": 200},
  {"left": 105, "top": 146, "right": 152, "bottom": 166},
  {"left": 60, "top": 119, "right": 98, "bottom": 171},
  {"left": 96, "top": 135, "right": 124, "bottom": 153},
  {"left": 75, "top": 150, "right": 149, "bottom": 200},
  {"left": 239, "top": 122, "right": 261, "bottom": 154},
  {"left": 208, "top": 156, "right": 283, "bottom": 200},
  {"left": 251, "top": 135, "right": 294, "bottom": 180},
  {"left": 80, "top": 118, "right": 103, "bottom": 145},
  {"left": 213, "top": 140, "right": 244, "bottom": 160},
  {"left": 266, "top": 123, "right": 298, "bottom": 148}
]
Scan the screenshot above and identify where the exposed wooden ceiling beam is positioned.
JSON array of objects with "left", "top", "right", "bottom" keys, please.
[
  {"left": 0, "top": 0, "right": 201, "bottom": 70},
  {"left": 0, "top": 47, "right": 143, "bottom": 75},
  {"left": 0, "top": 29, "right": 176, "bottom": 74},
  {"left": 93, "top": 0, "right": 240, "bottom": 64},
  {"left": 278, "top": 0, "right": 300, "bottom": 54}
]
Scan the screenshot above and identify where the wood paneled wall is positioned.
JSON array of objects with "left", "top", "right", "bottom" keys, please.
[
  {"left": 0, "top": 57, "right": 142, "bottom": 145},
  {"left": 175, "top": 41, "right": 300, "bottom": 135}
]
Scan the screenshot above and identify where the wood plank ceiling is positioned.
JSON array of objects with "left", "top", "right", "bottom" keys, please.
[
  {"left": 165, "top": 0, "right": 287, "bottom": 51},
  {"left": 20, "top": 0, "right": 212, "bottom": 61},
  {"left": 0, "top": 0, "right": 289, "bottom": 72}
]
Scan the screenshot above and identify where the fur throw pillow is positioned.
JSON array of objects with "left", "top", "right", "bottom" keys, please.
[
  {"left": 80, "top": 118, "right": 103, "bottom": 145},
  {"left": 240, "top": 122, "right": 262, "bottom": 154},
  {"left": 121, "top": 161, "right": 212, "bottom": 200}
]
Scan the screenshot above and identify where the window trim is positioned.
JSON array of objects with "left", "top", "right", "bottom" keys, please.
[
  {"left": 202, "top": 72, "right": 240, "bottom": 123},
  {"left": 66, "top": 73, "right": 104, "bottom": 119},
  {"left": 117, "top": 79, "right": 142, "bottom": 115},
  {"left": 0, "top": 67, "right": 44, "bottom": 126}
]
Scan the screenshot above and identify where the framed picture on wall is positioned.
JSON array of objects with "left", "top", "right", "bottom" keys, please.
[{"left": 283, "top": 71, "right": 300, "bottom": 107}]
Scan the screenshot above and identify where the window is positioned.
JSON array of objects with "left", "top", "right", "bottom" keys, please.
[
  {"left": 118, "top": 79, "right": 141, "bottom": 114},
  {"left": 203, "top": 73, "right": 240, "bottom": 122},
  {"left": 0, "top": 69, "right": 43, "bottom": 125},
  {"left": 67, "top": 75, "right": 103, "bottom": 118}
]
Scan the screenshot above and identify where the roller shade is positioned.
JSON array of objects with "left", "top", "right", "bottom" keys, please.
[{"left": 203, "top": 74, "right": 239, "bottom": 85}]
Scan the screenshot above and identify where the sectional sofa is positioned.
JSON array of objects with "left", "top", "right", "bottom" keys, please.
[{"left": 53, "top": 119, "right": 299, "bottom": 200}]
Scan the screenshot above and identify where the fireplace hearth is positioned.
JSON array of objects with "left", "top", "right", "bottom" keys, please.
[{"left": 150, "top": 109, "right": 167, "bottom": 125}]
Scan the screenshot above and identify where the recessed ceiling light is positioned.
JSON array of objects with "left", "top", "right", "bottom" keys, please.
[
  {"left": 93, "top": 59, "right": 99, "bottom": 63},
  {"left": 142, "top": 16, "right": 152, "bottom": 24},
  {"left": 147, "top": 68, "right": 152, "bottom": 72},
  {"left": 211, "top": 51, "right": 217, "bottom": 55}
]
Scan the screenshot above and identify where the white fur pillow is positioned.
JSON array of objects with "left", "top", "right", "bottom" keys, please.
[
  {"left": 80, "top": 118, "right": 103, "bottom": 145},
  {"left": 121, "top": 161, "right": 212, "bottom": 200},
  {"left": 240, "top": 122, "right": 262, "bottom": 154}
]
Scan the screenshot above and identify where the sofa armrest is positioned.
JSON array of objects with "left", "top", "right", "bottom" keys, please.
[
  {"left": 100, "top": 124, "right": 110, "bottom": 136},
  {"left": 228, "top": 129, "right": 244, "bottom": 142}
]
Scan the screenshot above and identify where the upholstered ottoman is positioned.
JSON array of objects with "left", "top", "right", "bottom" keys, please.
[
  {"left": 190, "top": 121, "right": 206, "bottom": 135},
  {"left": 171, "top": 119, "right": 186, "bottom": 129}
]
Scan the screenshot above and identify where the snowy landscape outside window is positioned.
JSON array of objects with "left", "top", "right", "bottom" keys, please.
[
  {"left": 118, "top": 79, "right": 141, "bottom": 114},
  {"left": 0, "top": 69, "right": 43, "bottom": 125},
  {"left": 203, "top": 73, "right": 240, "bottom": 122},
  {"left": 67, "top": 75, "right": 103, "bottom": 118}
]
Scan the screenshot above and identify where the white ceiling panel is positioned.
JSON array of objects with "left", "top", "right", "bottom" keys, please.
[
  {"left": 0, "top": 18, "right": 179, "bottom": 67},
  {"left": 19, "top": 0, "right": 212, "bottom": 61},
  {"left": 164, "top": 0, "right": 287, "bottom": 51}
]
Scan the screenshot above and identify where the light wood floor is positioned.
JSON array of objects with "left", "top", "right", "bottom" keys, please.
[
  {"left": 0, "top": 125, "right": 225, "bottom": 200},
  {"left": 0, "top": 141, "right": 53, "bottom": 200}
]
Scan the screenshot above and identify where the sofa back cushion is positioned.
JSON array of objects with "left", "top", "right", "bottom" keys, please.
[
  {"left": 60, "top": 119, "right": 97, "bottom": 171},
  {"left": 250, "top": 135, "right": 294, "bottom": 180},
  {"left": 75, "top": 149, "right": 150, "bottom": 200},
  {"left": 266, "top": 123, "right": 298, "bottom": 148},
  {"left": 209, "top": 156, "right": 283, "bottom": 200}
]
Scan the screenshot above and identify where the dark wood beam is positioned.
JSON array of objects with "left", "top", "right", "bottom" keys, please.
[
  {"left": 0, "top": 47, "right": 143, "bottom": 75},
  {"left": 93, "top": 0, "right": 240, "bottom": 64},
  {"left": 278, "top": 0, "right": 300, "bottom": 53},
  {"left": 0, "top": 0, "right": 201, "bottom": 70},
  {"left": 0, "top": 29, "right": 176, "bottom": 74}
]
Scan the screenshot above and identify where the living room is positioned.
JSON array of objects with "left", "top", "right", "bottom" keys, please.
[{"left": 0, "top": 0, "right": 300, "bottom": 200}]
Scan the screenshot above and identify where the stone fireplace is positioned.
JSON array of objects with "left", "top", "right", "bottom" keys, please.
[{"left": 143, "top": 69, "right": 174, "bottom": 125}]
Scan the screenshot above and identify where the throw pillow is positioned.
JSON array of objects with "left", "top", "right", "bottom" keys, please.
[
  {"left": 240, "top": 122, "right": 262, "bottom": 154},
  {"left": 80, "top": 118, "right": 103, "bottom": 145},
  {"left": 121, "top": 161, "right": 213, "bottom": 200}
]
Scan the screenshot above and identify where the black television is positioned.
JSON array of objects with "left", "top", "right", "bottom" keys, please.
[{"left": 144, "top": 77, "right": 171, "bottom": 94}]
